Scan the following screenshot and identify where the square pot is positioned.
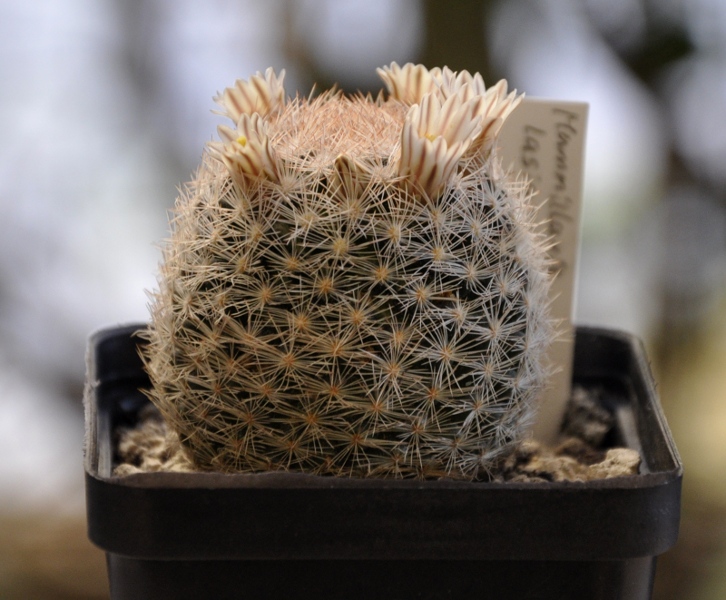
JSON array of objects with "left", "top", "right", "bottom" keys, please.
[{"left": 84, "top": 324, "right": 682, "bottom": 600}]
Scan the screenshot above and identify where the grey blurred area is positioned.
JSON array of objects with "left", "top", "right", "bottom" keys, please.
[{"left": 1, "top": 0, "right": 725, "bottom": 597}]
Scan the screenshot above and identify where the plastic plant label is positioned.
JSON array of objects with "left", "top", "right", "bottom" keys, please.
[{"left": 498, "top": 98, "right": 589, "bottom": 444}]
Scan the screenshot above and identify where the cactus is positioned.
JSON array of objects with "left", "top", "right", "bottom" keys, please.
[{"left": 141, "top": 63, "right": 552, "bottom": 480}]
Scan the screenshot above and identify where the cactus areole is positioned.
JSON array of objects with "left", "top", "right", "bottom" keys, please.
[{"left": 141, "top": 63, "right": 553, "bottom": 480}]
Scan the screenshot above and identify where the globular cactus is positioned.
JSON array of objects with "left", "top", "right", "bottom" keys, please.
[{"left": 141, "top": 63, "right": 552, "bottom": 480}]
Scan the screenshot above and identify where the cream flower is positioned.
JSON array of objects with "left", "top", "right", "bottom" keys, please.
[
  {"left": 212, "top": 113, "right": 279, "bottom": 185},
  {"left": 376, "top": 62, "right": 441, "bottom": 106},
  {"left": 214, "top": 67, "right": 286, "bottom": 123},
  {"left": 398, "top": 92, "right": 483, "bottom": 197},
  {"left": 434, "top": 66, "right": 487, "bottom": 101},
  {"left": 467, "top": 80, "right": 523, "bottom": 157},
  {"left": 435, "top": 67, "right": 523, "bottom": 157},
  {"left": 383, "top": 64, "right": 523, "bottom": 193}
]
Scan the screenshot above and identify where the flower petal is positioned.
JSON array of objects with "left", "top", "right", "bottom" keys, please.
[
  {"left": 398, "top": 96, "right": 481, "bottom": 198},
  {"left": 209, "top": 113, "right": 279, "bottom": 187},
  {"left": 377, "top": 62, "right": 439, "bottom": 105},
  {"left": 214, "top": 67, "right": 286, "bottom": 123}
]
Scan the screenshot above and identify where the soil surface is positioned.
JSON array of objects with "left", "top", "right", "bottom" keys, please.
[{"left": 114, "top": 385, "right": 641, "bottom": 482}]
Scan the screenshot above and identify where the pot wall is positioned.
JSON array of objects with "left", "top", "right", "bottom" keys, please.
[{"left": 84, "top": 325, "right": 682, "bottom": 600}]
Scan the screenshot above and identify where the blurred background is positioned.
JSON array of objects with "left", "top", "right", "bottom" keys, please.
[{"left": 1, "top": 0, "right": 725, "bottom": 597}]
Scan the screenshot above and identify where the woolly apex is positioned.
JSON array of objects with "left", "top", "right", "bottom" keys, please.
[{"left": 208, "top": 63, "right": 523, "bottom": 198}]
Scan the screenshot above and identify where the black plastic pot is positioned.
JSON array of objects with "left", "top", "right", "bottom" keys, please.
[{"left": 84, "top": 324, "right": 682, "bottom": 600}]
